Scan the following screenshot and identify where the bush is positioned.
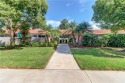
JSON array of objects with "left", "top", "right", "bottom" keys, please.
[
  {"left": 101, "top": 34, "right": 111, "bottom": 47},
  {"left": 31, "top": 42, "right": 41, "bottom": 47},
  {"left": 5, "top": 45, "right": 15, "bottom": 49},
  {"left": 108, "top": 35, "right": 125, "bottom": 47},
  {"left": 69, "top": 38, "right": 73, "bottom": 43},
  {"left": 49, "top": 41, "right": 58, "bottom": 47},
  {"left": 41, "top": 42, "right": 47, "bottom": 47},
  {"left": 83, "top": 34, "right": 125, "bottom": 47},
  {"left": 83, "top": 34, "right": 102, "bottom": 47}
]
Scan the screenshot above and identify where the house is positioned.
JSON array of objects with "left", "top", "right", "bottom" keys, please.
[
  {"left": 0, "top": 29, "right": 125, "bottom": 46},
  {"left": 0, "top": 30, "right": 47, "bottom": 46},
  {"left": 90, "top": 30, "right": 125, "bottom": 38}
]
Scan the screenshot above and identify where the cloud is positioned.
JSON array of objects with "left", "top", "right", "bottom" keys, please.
[
  {"left": 89, "top": 21, "right": 101, "bottom": 30},
  {"left": 66, "top": 3, "right": 70, "bottom": 7},
  {"left": 79, "top": 0, "right": 89, "bottom": 4},
  {"left": 66, "top": 16, "right": 74, "bottom": 22},
  {"left": 47, "top": 20, "right": 60, "bottom": 28}
]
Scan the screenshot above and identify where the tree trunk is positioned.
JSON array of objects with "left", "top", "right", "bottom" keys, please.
[
  {"left": 8, "top": 19, "right": 13, "bottom": 46},
  {"left": 72, "top": 32, "right": 76, "bottom": 46},
  {"left": 13, "top": 31, "right": 16, "bottom": 45},
  {"left": 78, "top": 34, "right": 81, "bottom": 46},
  {"left": 45, "top": 34, "right": 49, "bottom": 46},
  {"left": 80, "top": 35, "right": 84, "bottom": 46}
]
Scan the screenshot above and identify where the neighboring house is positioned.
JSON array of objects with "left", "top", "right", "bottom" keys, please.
[{"left": 0, "top": 29, "right": 125, "bottom": 46}]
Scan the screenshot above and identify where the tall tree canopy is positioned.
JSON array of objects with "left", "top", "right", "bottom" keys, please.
[
  {"left": 92, "top": 0, "right": 125, "bottom": 32},
  {"left": 0, "top": 0, "right": 48, "bottom": 44},
  {"left": 58, "top": 19, "right": 69, "bottom": 29}
]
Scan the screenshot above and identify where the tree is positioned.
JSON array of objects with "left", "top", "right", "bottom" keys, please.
[
  {"left": 58, "top": 19, "right": 69, "bottom": 29},
  {"left": 18, "top": 0, "right": 48, "bottom": 44},
  {"left": 69, "top": 21, "right": 77, "bottom": 46},
  {"left": 0, "top": 0, "right": 48, "bottom": 45},
  {"left": 0, "top": 0, "right": 22, "bottom": 46},
  {"left": 75, "top": 22, "right": 90, "bottom": 45},
  {"left": 44, "top": 24, "right": 53, "bottom": 46},
  {"left": 43, "top": 24, "right": 61, "bottom": 46},
  {"left": 92, "top": 0, "right": 125, "bottom": 32},
  {"left": 49, "top": 29, "right": 61, "bottom": 43}
]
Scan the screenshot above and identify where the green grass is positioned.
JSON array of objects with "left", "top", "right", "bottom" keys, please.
[
  {"left": 71, "top": 47, "right": 125, "bottom": 70},
  {"left": 0, "top": 47, "right": 55, "bottom": 69}
]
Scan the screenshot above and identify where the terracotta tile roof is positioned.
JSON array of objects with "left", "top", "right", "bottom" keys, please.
[
  {"left": 28, "top": 30, "right": 46, "bottom": 34},
  {"left": 59, "top": 30, "right": 72, "bottom": 35},
  {"left": 4, "top": 29, "right": 46, "bottom": 34},
  {"left": 90, "top": 30, "right": 125, "bottom": 35},
  {"left": 3, "top": 29, "right": 125, "bottom": 35}
]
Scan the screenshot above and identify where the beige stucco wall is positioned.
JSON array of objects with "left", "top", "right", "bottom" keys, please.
[{"left": 0, "top": 37, "right": 11, "bottom": 46}]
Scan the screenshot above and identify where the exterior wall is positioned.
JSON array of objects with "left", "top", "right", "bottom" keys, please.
[
  {"left": 30, "top": 34, "right": 45, "bottom": 43},
  {"left": 0, "top": 37, "right": 11, "bottom": 46},
  {"left": 31, "top": 37, "right": 45, "bottom": 43},
  {"left": 0, "top": 34, "right": 46, "bottom": 46}
]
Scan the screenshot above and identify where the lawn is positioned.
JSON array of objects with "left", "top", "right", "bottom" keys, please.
[
  {"left": 0, "top": 47, "right": 55, "bottom": 69},
  {"left": 71, "top": 47, "right": 125, "bottom": 70}
]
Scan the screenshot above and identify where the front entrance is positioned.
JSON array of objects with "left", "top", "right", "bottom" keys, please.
[{"left": 59, "top": 38, "right": 69, "bottom": 43}]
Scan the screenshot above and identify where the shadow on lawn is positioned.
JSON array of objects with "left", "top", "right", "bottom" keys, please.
[
  {"left": 72, "top": 48, "right": 125, "bottom": 58},
  {"left": 0, "top": 47, "right": 23, "bottom": 51}
]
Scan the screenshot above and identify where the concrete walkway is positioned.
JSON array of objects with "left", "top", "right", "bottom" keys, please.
[
  {"left": 0, "top": 69, "right": 125, "bottom": 83},
  {"left": 46, "top": 44, "right": 80, "bottom": 69},
  {"left": 0, "top": 44, "right": 125, "bottom": 83}
]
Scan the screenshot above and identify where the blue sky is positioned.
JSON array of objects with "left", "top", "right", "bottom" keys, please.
[{"left": 46, "top": 0, "right": 99, "bottom": 29}]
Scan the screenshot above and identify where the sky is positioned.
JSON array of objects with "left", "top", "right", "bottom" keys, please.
[{"left": 46, "top": 0, "right": 99, "bottom": 29}]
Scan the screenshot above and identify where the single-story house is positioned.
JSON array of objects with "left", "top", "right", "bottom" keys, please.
[{"left": 0, "top": 29, "right": 125, "bottom": 46}]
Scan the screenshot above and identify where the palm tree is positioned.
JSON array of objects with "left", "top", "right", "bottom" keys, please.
[
  {"left": 69, "top": 21, "right": 77, "bottom": 46},
  {"left": 43, "top": 24, "right": 52, "bottom": 46},
  {"left": 75, "top": 22, "right": 90, "bottom": 46},
  {"left": 44, "top": 25, "right": 61, "bottom": 46},
  {"left": 49, "top": 29, "right": 61, "bottom": 43}
]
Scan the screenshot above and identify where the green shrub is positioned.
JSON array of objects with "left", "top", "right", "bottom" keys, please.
[
  {"left": 69, "top": 38, "right": 73, "bottom": 43},
  {"left": 83, "top": 34, "right": 125, "bottom": 47},
  {"left": 41, "top": 42, "right": 47, "bottom": 47},
  {"left": 83, "top": 34, "right": 102, "bottom": 47},
  {"left": 49, "top": 42, "right": 55, "bottom": 47},
  {"left": 49, "top": 41, "right": 58, "bottom": 47},
  {"left": 101, "top": 34, "right": 111, "bottom": 47},
  {"left": 108, "top": 35, "right": 125, "bottom": 47},
  {"left": 5, "top": 45, "right": 15, "bottom": 49},
  {"left": 31, "top": 42, "right": 41, "bottom": 47}
]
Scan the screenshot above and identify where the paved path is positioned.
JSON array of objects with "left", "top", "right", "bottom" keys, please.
[
  {"left": 46, "top": 44, "right": 80, "bottom": 69},
  {"left": 0, "top": 44, "right": 125, "bottom": 83},
  {"left": 0, "top": 69, "right": 125, "bottom": 83}
]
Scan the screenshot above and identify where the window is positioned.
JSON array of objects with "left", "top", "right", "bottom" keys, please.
[
  {"left": 0, "top": 34, "right": 4, "bottom": 37},
  {"left": 38, "top": 35, "right": 42, "bottom": 37},
  {"left": 33, "top": 35, "right": 37, "bottom": 37},
  {"left": 41, "top": 35, "right": 45, "bottom": 37}
]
